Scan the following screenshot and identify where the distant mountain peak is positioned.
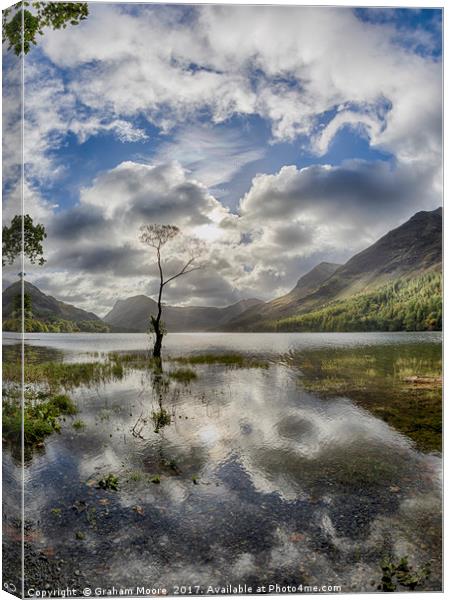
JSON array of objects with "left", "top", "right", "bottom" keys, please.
[
  {"left": 103, "top": 294, "right": 264, "bottom": 332},
  {"left": 3, "top": 280, "right": 102, "bottom": 324},
  {"left": 293, "top": 261, "right": 341, "bottom": 290},
  {"left": 221, "top": 207, "right": 441, "bottom": 331}
]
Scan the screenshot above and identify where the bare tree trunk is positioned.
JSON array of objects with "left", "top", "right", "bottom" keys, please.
[
  {"left": 152, "top": 248, "right": 164, "bottom": 359},
  {"left": 153, "top": 326, "right": 163, "bottom": 359},
  {"left": 140, "top": 228, "right": 201, "bottom": 361}
]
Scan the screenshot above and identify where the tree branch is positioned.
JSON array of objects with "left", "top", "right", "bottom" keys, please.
[
  {"left": 163, "top": 257, "right": 201, "bottom": 286},
  {"left": 163, "top": 266, "right": 202, "bottom": 286}
]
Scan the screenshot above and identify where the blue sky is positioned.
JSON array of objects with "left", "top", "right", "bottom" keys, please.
[
  {"left": 26, "top": 5, "right": 440, "bottom": 213},
  {"left": 44, "top": 106, "right": 395, "bottom": 214},
  {"left": 3, "top": 4, "right": 443, "bottom": 313}
]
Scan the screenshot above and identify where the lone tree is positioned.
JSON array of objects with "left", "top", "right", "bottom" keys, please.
[
  {"left": 139, "top": 224, "right": 203, "bottom": 359},
  {"left": 2, "top": 214, "right": 47, "bottom": 267}
]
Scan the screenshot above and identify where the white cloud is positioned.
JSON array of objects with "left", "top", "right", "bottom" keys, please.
[
  {"left": 239, "top": 159, "right": 440, "bottom": 250},
  {"left": 18, "top": 153, "right": 440, "bottom": 315},
  {"left": 2, "top": 49, "right": 22, "bottom": 196},
  {"left": 37, "top": 4, "right": 441, "bottom": 163},
  {"left": 155, "top": 125, "right": 264, "bottom": 190},
  {"left": 312, "top": 109, "right": 382, "bottom": 156},
  {"left": 18, "top": 59, "right": 148, "bottom": 187}
]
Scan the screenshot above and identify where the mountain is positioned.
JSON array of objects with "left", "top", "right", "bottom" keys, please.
[
  {"left": 225, "top": 207, "right": 442, "bottom": 331},
  {"left": 222, "top": 261, "right": 341, "bottom": 331},
  {"left": 272, "top": 262, "right": 342, "bottom": 306},
  {"left": 2, "top": 281, "right": 107, "bottom": 332},
  {"left": 104, "top": 296, "right": 263, "bottom": 333},
  {"left": 3, "top": 207, "right": 441, "bottom": 334},
  {"left": 273, "top": 271, "right": 441, "bottom": 332}
]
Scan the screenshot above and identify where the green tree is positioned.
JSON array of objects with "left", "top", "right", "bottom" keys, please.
[
  {"left": 13, "top": 291, "right": 32, "bottom": 318},
  {"left": 3, "top": 1, "right": 88, "bottom": 55},
  {"left": 2, "top": 214, "right": 47, "bottom": 266}
]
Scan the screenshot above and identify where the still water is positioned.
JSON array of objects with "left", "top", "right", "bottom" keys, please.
[{"left": 2, "top": 332, "right": 442, "bottom": 594}]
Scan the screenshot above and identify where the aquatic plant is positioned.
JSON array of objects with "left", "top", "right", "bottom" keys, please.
[
  {"left": 106, "top": 351, "right": 269, "bottom": 372},
  {"left": 168, "top": 459, "right": 178, "bottom": 471},
  {"left": 51, "top": 394, "right": 77, "bottom": 415},
  {"left": 379, "top": 556, "right": 430, "bottom": 591},
  {"left": 171, "top": 353, "right": 269, "bottom": 369},
  {"left": 168, "top": 368, "right": 197, "bottom": 383},
  {"left": 109, "top": 351, "right": 153, "bottom": 369},
  {"left": 128, "top": 470, "right": 144, "bottom": 482},
  {"left": 97, "top": 474, "right": 119, "bottom": 491},
  {"left": 3, "top": 390, "right": 77, "bottom": 446},
  {"left": 151, "top": 407, "right": 171, "bottom": 433},
  {"left": 4, "top": 359, "right": 124, "bottom": 389},
  {"left": 294, "top": 344, "right": 442, "bottom": 452},
  {"left": 72, "top": 419, "right": 86, "bottom": 430},
  {"left": 111, "top": 362, "right": 124, "bottom": 379}
]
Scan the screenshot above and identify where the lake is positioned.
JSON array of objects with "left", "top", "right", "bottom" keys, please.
[{"left": 2, "top": 332, "right": 442, "bottom": 595}]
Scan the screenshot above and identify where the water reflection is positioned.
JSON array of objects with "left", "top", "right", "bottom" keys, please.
[{"left": 2, "top": 333, "right": 442, "bottom": 593}]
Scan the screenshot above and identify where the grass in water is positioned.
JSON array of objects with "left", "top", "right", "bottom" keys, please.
[
  {"left": 168, "top": 368, "right": 197, "bottom": 382},
  {"left": 97, "top": 474, "right": 119, "bottom": 491},
  {"left": 378, "top": 556, "right": 430, "bottom": 591},
  {"left": 292, "top": 343, "right": 442, "bottom": 453},
  {"left": 152, "top": 408, "right": 171, "bottom": 433},
  {"left": 108, "top": 351, "right": 269, "bottom": 370},
  {"left": 171, "top": 353, "right": 269, "bottom": 369},
  {"left": 128, "top": 470, "right": 144, "bottom": 482},
  {"left": 4, "top": 360, "right": 124, "bottom": 390},
  {"left": 3, "top": 390, "right": 78, "bottom": 446}
]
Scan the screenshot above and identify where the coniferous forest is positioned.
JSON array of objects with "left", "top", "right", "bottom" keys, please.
[{"left": 268, "top": 272, "right": 441, "bottom": 333}]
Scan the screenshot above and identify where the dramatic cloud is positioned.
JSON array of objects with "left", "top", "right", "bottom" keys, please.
[
  {"left": 240, "top": 159, "right": 439, "bottom": 245},
  {"left": 19, "top": 58, "right": 148, "bottom": 188},
  {"left": 19, "top": 153, "right": 439, "bottom": 315},
  {"left": 39, "top": 5, "right": 441, "bottom": 162},
  {"left": 34, "top": 161, "right": 238, "bottom": 313}
]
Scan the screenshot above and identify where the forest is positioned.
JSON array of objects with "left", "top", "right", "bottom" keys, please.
[{"left": 266, "top": 272, "right": 442, "bottom": 333}]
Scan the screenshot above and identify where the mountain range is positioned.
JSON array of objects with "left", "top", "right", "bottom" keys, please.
[
  {"left": 103, "top": 296, "right": 263, "bottom": 332},
  {"left": 2, "top": 207, "right": 442, "bottom": 333},
  {"left": 223, "top": 207, "right": 442, "bottom": 331}
]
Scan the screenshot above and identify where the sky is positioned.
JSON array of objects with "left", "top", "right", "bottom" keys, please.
[{"left": 2, "top": 3, "right": 443, "bottom": 316}]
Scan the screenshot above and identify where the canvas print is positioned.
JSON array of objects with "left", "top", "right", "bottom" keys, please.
[{"left": 2, "top": 2, "right": 442, "bottom": 597}]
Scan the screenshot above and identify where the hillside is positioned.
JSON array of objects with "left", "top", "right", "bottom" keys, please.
[
  {"left": 225, "top": 207, "right": 442, "bottom": 331},
  {"left": 104, "top": 296, "right": 263, "bottom": 333},
  {"left": 2, "top": 281, "right": 109, "bottom": 333},
  {"left": 305, "top": 207, "right": 442, "bottom": 304},
  {"left": 267, "top": 272, "right": 442, "bottom": 332},
  {"left": 224, "top": 261, "right": 341, "bottom": 330}
]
